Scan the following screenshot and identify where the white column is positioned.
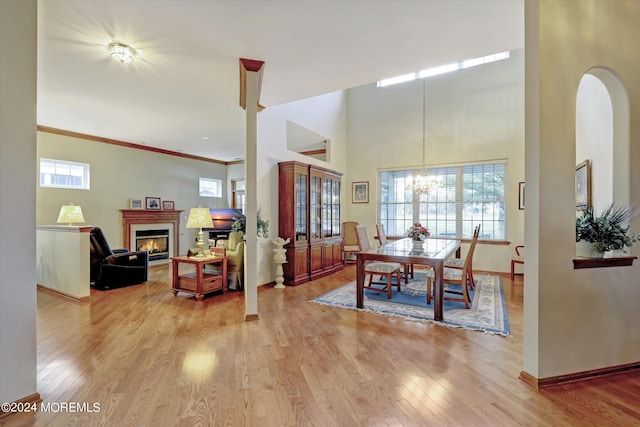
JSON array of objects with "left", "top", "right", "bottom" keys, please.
[{"left": 240, "top": 59, "right": 264, "bottom": 320}]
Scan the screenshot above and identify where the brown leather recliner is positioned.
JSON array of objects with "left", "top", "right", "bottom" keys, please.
[{"left": 90, "top": 226, "right": 148, "bottom": 289}]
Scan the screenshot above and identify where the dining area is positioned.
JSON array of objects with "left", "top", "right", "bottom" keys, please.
[{"left": 348, "top": 222, "right": 480, "bottom": 322}]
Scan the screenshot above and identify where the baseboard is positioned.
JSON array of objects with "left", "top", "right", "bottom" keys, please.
[
  {"left": 37, "top": 284, "right": 90, "bottom": 303},
  {"left": 0, "top": 392, "right": 42, "bottom": 419},
  {"left": 245, "top": 313, "right": 259, "bottom": 321},
  {"left": 520, "top": 361, "right": 640, "bottom": 389}
]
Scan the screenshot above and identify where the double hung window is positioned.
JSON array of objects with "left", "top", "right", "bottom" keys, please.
[{"left": 378, "top": 161, "right": 507, "bottom": 240}]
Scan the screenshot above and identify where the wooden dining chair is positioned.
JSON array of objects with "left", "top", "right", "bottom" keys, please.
[
  {"left": 355, "top": 224, "right": 402, "bottom": 299},
  {"left": 426, "top": 225, "right": 480, "bottom": 309},
  {"left": 376, "top": 223, "right": 412, "bottom": 283},
  {"left": 443, "top": 224, "right": 480, "bottom": 290},
  {"left": 342, "top": 221, "right": 360, "bottom": 264},
  {"left": 510, "top": 245, "right": 524, "bottom": 281}
]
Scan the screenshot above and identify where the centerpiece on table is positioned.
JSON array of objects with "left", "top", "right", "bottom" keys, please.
[
  {"left": 408, "top": 222, "right": 430, "bottom": 250},
  {"left": 575, "top": 204, "right": 640, "bottom": 257}
]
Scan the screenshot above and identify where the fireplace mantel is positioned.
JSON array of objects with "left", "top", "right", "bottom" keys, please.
[{"left": 121, "top": 209, "right": 183, "bottom": 258}]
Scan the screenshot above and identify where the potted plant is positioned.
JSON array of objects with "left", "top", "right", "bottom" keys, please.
[
  {"left": 231, "top": 208, "right": 269, "bottom": 238},
  {"left": 576, "top": 204, "right": 640, "bottom": 257}
]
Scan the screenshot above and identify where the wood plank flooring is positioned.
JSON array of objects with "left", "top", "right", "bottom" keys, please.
[{"left": 2, "top": 264, "right": 640, "bottom": 426}]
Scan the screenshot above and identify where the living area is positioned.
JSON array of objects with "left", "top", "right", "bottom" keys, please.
[{"left": 5, "top": 1, "right": 640, "bottom": 424}]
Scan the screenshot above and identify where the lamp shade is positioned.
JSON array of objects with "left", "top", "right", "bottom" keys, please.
[
  {"left": 57, "top": 203, "right": 85, "bottom": 226},
  {"left": 186, "top": 206, "right": 213, "bottom": 229}
]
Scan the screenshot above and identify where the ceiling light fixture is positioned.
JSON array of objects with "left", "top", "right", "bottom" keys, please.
[
  {"left": 108, "top": 42, "right": 137, "bottom": 64},
  {"left": 407, "top": 80, "right": 439, "bottom": 196}
]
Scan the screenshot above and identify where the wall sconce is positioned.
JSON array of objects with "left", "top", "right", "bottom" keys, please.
[
  {"left": 56, "top": 203, "right": 85, "bottom": 226},
  {"left": 186, "top": 205, "right": 213, "bottom": 258}
]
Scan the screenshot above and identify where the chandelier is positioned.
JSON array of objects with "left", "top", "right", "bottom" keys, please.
[{"left": 407, "top": 80, "right": 438, "bottom": 196}]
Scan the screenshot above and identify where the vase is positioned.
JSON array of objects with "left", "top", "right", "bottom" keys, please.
[
  {"left": 576, "top": 241, "right": 604, "bottom": 258},
  {"left": 412, "top": 240, "right": 424, "bottom": 251}
]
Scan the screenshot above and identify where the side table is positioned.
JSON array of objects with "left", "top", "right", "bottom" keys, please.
[{"left": 171, "top": 255, "right": 227, "bottom": 300}]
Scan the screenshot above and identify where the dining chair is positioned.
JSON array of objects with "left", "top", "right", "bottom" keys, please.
[
  {"left": 376, "top": 223, "right": 412, "bottom": 283},
  {"left": 510, "top": 245, "right": 524, "bottom": 281},
  {"left": 355, "top": 224, "right": 402, "bottom": 299},
  {"left": 426, "top": 225, "right": 480, "bottom": 309},
  {"left": 342, "top": 221, "right": 360, "bottom": 265},
  {"left": 443, "top": 224, "right": 481, "bottom": 290}
]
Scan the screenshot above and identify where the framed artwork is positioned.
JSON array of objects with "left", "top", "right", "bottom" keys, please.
[
  {"left": 352, "top": 181, "right": 369, "bottom": 204},
  {"left": 130, "top": 198, "right": 143, "bottom": 209},
  {"left": 575, "top": 160, "right": 591, "bottom": 210},
  {"left": 518, "top": 182, "right": 525, "bottom": 210},
  {"left": 145, "top": 197, "right": 161, "bottom": 210},
  {"left": 163, "top": 200, "right": 175, "bottom": 210}
]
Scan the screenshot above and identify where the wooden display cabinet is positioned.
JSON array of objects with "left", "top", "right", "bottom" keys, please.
[{"left": 278, "top": 161, "right": 343, "bottom": 286}]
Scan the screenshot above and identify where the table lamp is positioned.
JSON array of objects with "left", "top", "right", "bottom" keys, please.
[
  {"left": 56, "top": 203, "right": 85, "bottom": 226},
  {"left": 186, "top": 205, "right": 213, "bottom": 257}
]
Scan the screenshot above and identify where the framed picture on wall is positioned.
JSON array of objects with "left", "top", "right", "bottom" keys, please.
[
  {"left": 130, "top": 198, "right": 143, "bottom": 209},
  {"left": 352, "top": 181, "right": 369, "bottom": 204},
  {"left": 576, "top": 159, "right": 591, "bottom": 210},
  {"left": 146, "top": 197, "right": 161, "bottom": 210},
  {"left": 162, "top": 200, "right": 175, "bottom": 210},
  {"left": 518, "top": 182, "right": 525, "bottom": 210}
]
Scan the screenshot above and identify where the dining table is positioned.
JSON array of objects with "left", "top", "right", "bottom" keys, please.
[{"left": 356, "top": 237, "right": 461, "bottom": 321}]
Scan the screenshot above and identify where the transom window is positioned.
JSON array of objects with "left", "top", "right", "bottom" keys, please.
[
  {"left": 39, "top": 158, "right": 90, "bottom": 190},
  {"left": 199, "top": 177, "right": 222, "bottom": 198},
  {"left": 378, "top": 161, "right": 507, "bottom": 240}
]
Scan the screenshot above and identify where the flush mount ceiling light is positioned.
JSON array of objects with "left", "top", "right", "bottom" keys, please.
[{"left": 108, "top": 42, "right": 137, "bottom": 63}]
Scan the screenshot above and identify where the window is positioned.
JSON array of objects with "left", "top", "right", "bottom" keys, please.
[
  {"left": 199, "top": 177, "right": 222, "bottom": 198},
  {"left": 231, "top": 179, "right": 245, "bottom": 213},
  {"left": 377, "top": 51, "right": 510, "bottom": 87},
  {"left": 40, "top": 158, "right": 90, "bottom": 190},
  {"left": 378, "top": 161, "right": 507, "bottom": 240}
]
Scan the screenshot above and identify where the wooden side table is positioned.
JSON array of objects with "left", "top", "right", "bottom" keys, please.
[{"left": 171, "top": 255, "right": 227, "bottom": 300}]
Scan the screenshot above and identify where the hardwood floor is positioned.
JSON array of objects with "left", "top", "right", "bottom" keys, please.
[{"left": 3, "top": 265, "right": 640, "bottom": 426}]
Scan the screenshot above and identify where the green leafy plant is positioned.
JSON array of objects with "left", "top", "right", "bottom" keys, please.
[
  {"left": 576, "top": 204, "right": 640, "bottom": 254},
  {"left": 231, "top": 208, "right": 269, "bottom": 238}
]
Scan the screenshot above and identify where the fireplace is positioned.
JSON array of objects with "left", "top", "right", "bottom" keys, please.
[
  {"left": 121, "top": 209, "right": 183, "bottom": 265},
  {"left": 135, "top": 229, "right": 170, "bottom": 262}
]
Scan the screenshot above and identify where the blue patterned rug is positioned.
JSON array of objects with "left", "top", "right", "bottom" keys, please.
[{"left": 311, "top": 272, "right": 510, "bottom": 337}]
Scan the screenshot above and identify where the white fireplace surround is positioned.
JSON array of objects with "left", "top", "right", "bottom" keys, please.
[{"left": 130, "top": 223, "right": 174, "bottom": 264}]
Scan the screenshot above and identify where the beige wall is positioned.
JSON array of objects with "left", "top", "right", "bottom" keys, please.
[
  {"left": 37, "top": 131, "right": 228, "bottom": 256},
  {"left": 524, "top": 0, "right": 640, "bottom": 379},
  {"left": 344, "top": 49, "right": 525, "bottom": 273},
  {"left": 0, "top": 0, "right": 38, "bottom": 405}
]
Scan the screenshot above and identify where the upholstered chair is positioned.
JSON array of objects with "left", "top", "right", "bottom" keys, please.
[
  {"left": 215, "top": 231, "right": 245, "bottom": 290},
  {"left": 89, "top": 226, "right": 148, "bottom": 290}
]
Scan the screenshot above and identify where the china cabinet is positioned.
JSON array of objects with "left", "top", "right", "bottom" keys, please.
[{"left": 278, "top": 161, "right": 343, "bottom": 285}]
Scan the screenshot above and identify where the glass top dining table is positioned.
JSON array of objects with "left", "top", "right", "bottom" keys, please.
[{"left": 355, "top": 237, "right": 461, "bottom": 321}]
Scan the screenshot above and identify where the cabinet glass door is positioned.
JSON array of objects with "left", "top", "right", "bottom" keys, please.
[
  {"left": 295, "top": 173, "right": 307, "bottom": 242},
  {"left": 322, "top": 178, "right": 332, "bottom": 237},
  {"left": 310, "top": 175, "right": 321, "bottom": 240},
  {"left": 332, "top": 180, "right": 341, "bottom": 236}
]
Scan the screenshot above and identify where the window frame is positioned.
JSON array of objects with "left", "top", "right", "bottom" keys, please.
[
  {"left": 378, "top": 160, "right": 508, "bottom": 241},
  {"left": 199, "top": 177, "right": 223, "bottom": 198},
  {"left": 39, "top": 158, "right": 90, "bottom": 190}
]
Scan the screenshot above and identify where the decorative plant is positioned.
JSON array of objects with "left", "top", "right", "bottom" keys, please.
[
  {"left": 407, "top": 222, "right": 430, "bottom": 241},
  {"left": 576, "top": 204, "right": 640, "bottom": 254},
  {"left": 231, "top": 208, "right": 269, "bottom": 238}
]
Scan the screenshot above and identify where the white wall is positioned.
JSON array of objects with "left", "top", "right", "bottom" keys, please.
[
  {"left": 576, "top": 74, "right": 614, "bottom": 211},
  {"left": 256, "top": 90, "right": 348, "bottom": 286},
  {"left": 0, "top": 0, "right": 38, "bottom": 405},
  {"left": 344, "top": 49, "right": 525, "bottom": 272},
  {"left": 37, "top": 131, "right": 229, "bottom": 257},
  {"left": 524, "top": 0, "right": 640, "bottom": 379}
]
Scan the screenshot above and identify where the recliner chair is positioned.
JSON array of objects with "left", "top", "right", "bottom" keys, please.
[{"left": 90, "top": 226, "right": 149, "bottom": 289}]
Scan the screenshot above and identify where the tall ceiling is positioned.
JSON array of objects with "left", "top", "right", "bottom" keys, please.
[{"left": 37, "top": 0, "right": 524, "bottom": 162}]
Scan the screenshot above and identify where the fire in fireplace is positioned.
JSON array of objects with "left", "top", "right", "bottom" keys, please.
[{"left": 135, "top": 229, "right": 169, "bottom": 262}]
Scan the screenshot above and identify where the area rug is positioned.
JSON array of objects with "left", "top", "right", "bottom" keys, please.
[{"left": 311, "top": 272, "right": 510, "bottom": 337}]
